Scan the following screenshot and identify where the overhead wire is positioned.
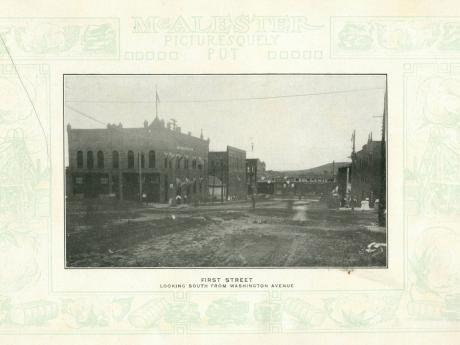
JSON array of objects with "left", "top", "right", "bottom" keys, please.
[{"left": 64, "top": 86, "right": 385, "bottom": 105}]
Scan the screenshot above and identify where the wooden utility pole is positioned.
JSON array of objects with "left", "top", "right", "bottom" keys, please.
[
  {"left": 350, "top": 130, "right": 356, "bottom": 211},
  {"left": 211, "top": 165, "right": 215, "bottom": 203},
  {"left": 332, "top": 160, "right": 335, "bottom": 179},
  {"left": 221, "top": 159, "right": 224, "bottom": 203},
  {"left": 138, "top": 152, "right": 143, "bottom": 202},
  {"left": 379, "top": 82, "right": 387, "bottom": 226}
]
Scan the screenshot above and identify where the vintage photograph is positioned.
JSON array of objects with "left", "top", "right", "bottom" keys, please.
[{"left": 64, "top": 74, "right": 387, "bottom": 268}]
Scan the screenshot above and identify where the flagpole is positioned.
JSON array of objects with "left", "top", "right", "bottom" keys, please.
[{"left": 155, "top": 85, "right": 158, "bottom": 119}]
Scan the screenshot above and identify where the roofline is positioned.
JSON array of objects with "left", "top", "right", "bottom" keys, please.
[
  {"left": 226, "top": 145, "right": 246, "bottom": 153},
  {"left": 68, "top": 126, "right": 208, "bottom": 142}
]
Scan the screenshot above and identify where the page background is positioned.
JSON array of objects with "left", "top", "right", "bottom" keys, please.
[{"left": 0, "top": 0, "right": 458, "bottom": 343}]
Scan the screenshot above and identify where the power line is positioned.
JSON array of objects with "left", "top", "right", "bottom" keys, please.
[
  {"left": 65, "top": 87, "right": 385, "bottom": 105},
  {"left": 65, "top": 105, "right": 107, "bottom": 126},
  {"left": 65, "top": 105, "right": 204, "bottom": 162}
]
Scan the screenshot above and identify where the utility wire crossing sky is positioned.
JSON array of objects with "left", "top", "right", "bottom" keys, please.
[{"left": 64, "top": 74, "right": 386, "bottom": 171}]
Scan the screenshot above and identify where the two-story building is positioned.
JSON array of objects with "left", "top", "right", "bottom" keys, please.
[
  {"left": 66, "top": 116, "right": 209, "bottom": 203},
  {"left": 208, "top": 146, "right": 247, "bottom": 201}
]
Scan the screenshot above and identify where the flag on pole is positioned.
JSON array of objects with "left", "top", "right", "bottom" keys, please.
[{"left": 155, "top": 87, "right": 160, "bottom": 119}]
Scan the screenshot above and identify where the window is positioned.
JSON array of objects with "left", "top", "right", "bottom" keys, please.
[
  {"left": 77, "top": 151, "right": 83, "bottom": 168},
  {"left": 149, "top": 150, "right": 155, "bottom": 168},
  {"left": 87, "top": 151, "right": 94, "bottom": 169},
  {"left": 176, "top": 158, "right": 180, "bottom": 169},
  {"left": 97, "top": 151, "right": 104, "bottom": 168},
  {"left": 164, "top": 157, "right": 168, "bottom": 169},
  {"left": 140, "top": 152, "right": 145, "bottom": 168},
  {"left": 185, "top": 159, "right": 189, "bottom": 169},
  {"left": 128, "top": 150, "right": 134, "bottom": 169},
  {"left": 112, "top": 151, "right": 119, "bottom": 168},
  {"left": 169, "top": 159, "right": 172, "bottom": 169},
  {"left": 75, "top": 176, "right": 83, "bottom": 184},
  {"left": 192, "top": 159, "right": 196, "bottom": 169},
  {"left": 100, "top": 177, "right": 108, "bottom": 184}
]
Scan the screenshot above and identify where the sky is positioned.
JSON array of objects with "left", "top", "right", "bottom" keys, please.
[{"left": 64, "top": 74, "right": 386, "bottom": 170}]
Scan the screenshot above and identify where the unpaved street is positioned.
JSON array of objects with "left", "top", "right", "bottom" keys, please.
[{"left": 66, "top": 196, "right": 386, "bottom": 267}]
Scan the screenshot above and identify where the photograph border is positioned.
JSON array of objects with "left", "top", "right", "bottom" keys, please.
[{"left": 63, "top": 73, "right": 389, "bottom": 270}]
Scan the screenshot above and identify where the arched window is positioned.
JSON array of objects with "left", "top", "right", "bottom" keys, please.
[
  {"left": 77, "top": 151, "right": 83, "bottom": 168},
  {"left": 97, "top": 150, "right": 104, "bottom": 168},
  {"left": 87, "top": 151, "right": 94, "bottom": 169},
  {"left": 140, "top": 152, "right": 145, "bottom": 168},
  {"left": 112, "top": 151, "right": 119, "bottom": 168},
  {"left": 128, "top": 150, "right": 134, "bottom": 169},
  {"left": 149, "top": 150, "right": 155, "bottom": 168}
]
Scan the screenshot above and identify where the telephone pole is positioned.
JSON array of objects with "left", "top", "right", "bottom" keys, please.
[
  {"left": 378, "top": 82, "right": 387, "bottom": 226},
  {"left": 138, "top": 152, "right": 143, "bottom": 203},
  {"left": 332, "top": 160, "right": 335, "bottom": 179},
  {"left": 350, "top": 130, "right": 356, "bottom": 211}
]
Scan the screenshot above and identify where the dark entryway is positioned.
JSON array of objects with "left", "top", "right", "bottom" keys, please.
[
  {"left": 123, "top": 173, "right": 139, "bottom": 201},
  {"left": 72, "top": 173, "right": 109, "bottom": 198},
  {"left": 122, "top": 173, "right": 161, "bottom": 202},
  {"left": 143, "top": 173, "right": 160, "bottom": 202}
]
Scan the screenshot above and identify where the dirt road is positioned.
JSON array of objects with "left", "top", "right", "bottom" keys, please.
[{"left": 66, "top": 197, "right": 386, "bottom": 267}]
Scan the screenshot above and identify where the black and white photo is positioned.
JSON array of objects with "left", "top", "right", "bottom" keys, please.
[{"left": 64, "top": 74, "right": 387, "bottom": 268}]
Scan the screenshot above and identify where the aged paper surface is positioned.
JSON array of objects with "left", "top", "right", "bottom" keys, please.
[{"left": 0, "top": 0, "right": 459, "bottom": 344}]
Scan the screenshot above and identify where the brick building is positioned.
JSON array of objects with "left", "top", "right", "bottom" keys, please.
[
  {"left": 246, "top": 158, "right": 266, "bottom": 194},
  {"left": 208, "top": 146, "right": 247, "bottom": 201},
  {"left": 66, "top": 116, "right": 209, "bottom": 203},
  {"left": 351, "top": 136, "right": 383, "bottom": 207}
]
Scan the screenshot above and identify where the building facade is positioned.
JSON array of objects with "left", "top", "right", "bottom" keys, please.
[
  {"left": 245, "top": 158, "right": 266, "bottom": 194},
  {"left": 208, "top": 146, "right": 247, "bottom": 201},
  {"left": 67, "top": 116, "right": 209, "bottom": 203},
  {"left": 351, "top": 137, "right": 383, "bottom": 207},
  {"left": 337, "top": 164, "right": 351, "bottom": 207}
]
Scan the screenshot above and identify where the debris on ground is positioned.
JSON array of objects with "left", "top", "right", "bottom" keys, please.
[
  {"left": 66, "top": 196, "right": 387, "bottom": 267},
  {"left": 253, "top": 217, "right": 266, "bottom": 224},
  {"left": 365, "top": 242, "right": 386, "bottom": 253}
]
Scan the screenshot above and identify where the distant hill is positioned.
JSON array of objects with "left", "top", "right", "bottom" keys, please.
[{"left": 266, "top": 161, "right": 350, "bottom": 177}]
